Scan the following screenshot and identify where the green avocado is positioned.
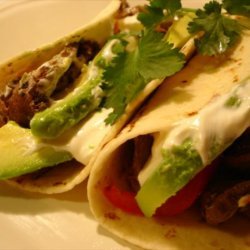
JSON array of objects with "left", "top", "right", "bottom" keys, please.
[
  {"left": 30, "top": 39, "right": 119, "bottom": 139},
  {"left": 165, "top": 12, "right": 196, "bottom": 48},
  {"left": 135, "top": 139, "right": 203, "bottom": 217},
  {"left": 0, "top": 122, "right": 72, "bottom": 180},
  {"left": 30, "top": 73, "right": 103, "bottom": 139},
  {"left": 30, "top": 14, "right": 195, "bottom": 139}
]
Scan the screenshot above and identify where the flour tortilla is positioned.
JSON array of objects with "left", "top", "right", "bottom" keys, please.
[
  {"left": 88, "top": 30, "right": 250, "bottom": 250},
  {"left": 0, "top": 0, "right": 192, "bottom": 194},
  {"left": 0, "top": 0, "right": 123, "bottom": 194}
]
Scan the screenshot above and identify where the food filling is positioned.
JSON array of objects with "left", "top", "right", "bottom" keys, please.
[
  {"left": 0, "top": 2, "right": 188, "bottom": 180},
  {"left": 104, "top": 79, "right": 250, "bottom": 224}
]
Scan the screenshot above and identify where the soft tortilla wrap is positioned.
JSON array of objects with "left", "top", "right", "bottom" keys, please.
[
  {"left": 0, "top": 1, "right": 120, "bottom": 88},
  {"left": 0, "top": 0, "right": 191, "bottom": 194},
  {"left": 88, "top": 29, "right": 250, "bottom": 250},
  {"left": 0, "top": 0, "right": 124, "bottom": 194}
]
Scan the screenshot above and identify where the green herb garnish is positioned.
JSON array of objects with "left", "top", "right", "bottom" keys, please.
[
  {"left": 103, "top": 30, "right": 185, "bottom": 124},
  {"left": 137, "top": 0, "right": 182, "bottom": 28},
  {"left": 188, "top": 1, "right": 242, "bottom": 56},
  {"left": 223, "top": 0, "right": 250, "bottom": 17},
  {"left": 225, "top": 95, "right": 242, "bottom": 108}
]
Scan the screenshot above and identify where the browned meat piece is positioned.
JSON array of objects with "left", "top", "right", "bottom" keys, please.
[
  {"left": 0, "top": 45, "right": 78, "bottom": 128},
  {"left": 0, "top": 40, "right": 100, "bottom": 128},
  {"left": 201, "top": 180, "right": 250, "bottom": 225},
  {"left": 116, "top": 0, "right": 144, "bottom": 19},
  {"left": 3, "top": 84, "right": 49, "bottom": 128},
  {"left": 222, "top": 128, "right": 250, "bottom": 174},
  {"left": 53, "top": 63, "right": 81, "bottom": 96},
  {"left": 77, "top": 40, "right": 100, "bottom": 63},
  {"left": 201, "top": 128, "right": 250, "bottom": 225},
  {"left": 121, "top": 135, "right": 153, "bottom": 192}
]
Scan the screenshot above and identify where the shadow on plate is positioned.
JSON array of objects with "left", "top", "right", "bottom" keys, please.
[{"left": 0, "top": 179, "right": 94, "bottom": 216}]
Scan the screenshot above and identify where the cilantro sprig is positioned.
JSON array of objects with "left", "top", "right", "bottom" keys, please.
[
  {"left": 101, "top": 0, "right": 250, "bottom": 125},
  {"left": 138, "top": 0, "right": 182, "bottom": 28},
  {"left": 188, "top": 0, "right": 249, "bottom": 56},
  {"left": 102, "top": 30, "right": 185, "bottom": 124},
  {"left": 223, "top": 0, "right": 250, "bottom": 17}
]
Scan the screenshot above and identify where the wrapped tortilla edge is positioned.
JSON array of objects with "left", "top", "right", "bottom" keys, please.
[{"left": 87, "top": 30, "right": 250, "bottom": 250}]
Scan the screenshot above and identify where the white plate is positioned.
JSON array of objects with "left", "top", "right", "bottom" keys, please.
[
  {"left": 0, "top": 1, "right": 205, "bottom": 250},
  {"left": 0, "top": 0, "right": 118, "bottom": 62}
]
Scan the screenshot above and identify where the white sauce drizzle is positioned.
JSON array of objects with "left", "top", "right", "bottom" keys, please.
[
  {"left": 102, "top": 39, "right": 119, "bottom": 63},
  {"left": 21, "top": 108, "right": 112, "bottom": 167},
  {"left": 139, "top": 79, "right": 250, "bottom": 185},
  {"left": 55, "top": 108, "right": 112, "bottom": 165}
]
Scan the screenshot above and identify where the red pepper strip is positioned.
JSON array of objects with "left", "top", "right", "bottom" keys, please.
[
  {"left": 156, "top": 162, "right": 217, "bottom": 216},
  {"left": 103, "top": 185, "right": 143, "bottom": 216},
  {"left": 103, "top": 162, "right": 218, "bottom": 217}
]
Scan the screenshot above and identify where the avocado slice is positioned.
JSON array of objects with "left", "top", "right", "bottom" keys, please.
[
  {"left": 30, "top": 39, "right": 120, "bottom": 139},
  {"left": 0, "top": 122, "right": 72, "bottom": 180},
  {"left": 135, "top": 139, "right": 203, "bottom": 217},
  {"left": 136, "top": 78, "right": 250, "bottom": 217},
  {"left": 30, "top": 14, "right": 195, "bottom": 139},
  {"left": 30, "top": 72, "right": 103, "bottom": 139},
  {"left": 164, "top": 12, "right": 196, "bottom": 48}
]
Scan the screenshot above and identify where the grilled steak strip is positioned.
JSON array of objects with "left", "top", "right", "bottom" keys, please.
[
  {"left": 201, "top": 179, "right": 250, "bottom": 225},
  {"left": 201, "top": 129, "right": 250, "bottom": 225},
  {"left": 0, "top": 40, "right": 100, "bottom": 128}
]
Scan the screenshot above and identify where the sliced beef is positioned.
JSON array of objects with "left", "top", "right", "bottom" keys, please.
[
  {"left": 0, "top": 45, "right": 77, "bottom": 127},
  {"left": 0, "top": 40, "right": 100, "bottom": 128},
  {"left": 201, "top": 128, "right": 250, "bottom": 225},
  {"left": 2, "top": 83, "right": 49, "bottom": 127},
  {"left": 201, "top": 179, "right": 250, "bottom": 225},
  {"left": 77, "top": 40, "right": 100, "bottom": 63},
  {"left": 121, "top": 135, "right": 153, "bottom": 192},
  {"left": 52, "top": 62, "right": 81, "bottom": 97}
]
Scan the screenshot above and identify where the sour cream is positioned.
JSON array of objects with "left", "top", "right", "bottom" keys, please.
[
  {"left": 139, "top": 78, "right": 250, "bottom": 185},
  {"left": 102, "top": 39, "right": 119, "bottom": 63},
  {"left": 60, "top": 108, "right": 112, "bottom": 165},
  {"left": 38, "top": 108, "right": 113, "bottom": 166}
]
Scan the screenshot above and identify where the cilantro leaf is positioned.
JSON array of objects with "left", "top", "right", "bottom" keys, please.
[
  {"left": 223, "top": 0, "right": 250, "bottom": 17},
  {"left": 138, "top": 6, "right": 164, "bottom": 28},
  {"left": 102, "top": 30, "right": 185, "bottom": 124},
  {"left": 137, "top": 30, "right": 185, "bottom": 82},
  {"left": 188, "top": 1, "right": 241, "bottom": 56},
  {"left": 138, "top": 0, "right": 182, "bottom": 28}
]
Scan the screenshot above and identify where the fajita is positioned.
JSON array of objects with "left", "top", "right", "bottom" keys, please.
[
  {"left": 0, "top": 0, "right": 194, "bottom": 193},
  {"left": 88, "top": 0, "right": 250, "bottom": 249}
]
